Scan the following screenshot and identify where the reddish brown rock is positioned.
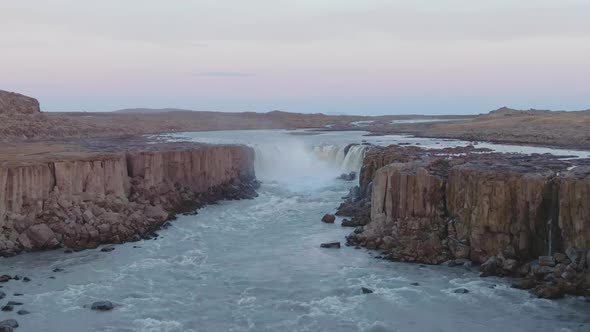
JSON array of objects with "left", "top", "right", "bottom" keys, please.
[
  {"left": 0, "top": 143, "right": 257, "bottom": 256},
  {"left": 0, "top": 90, "right": 40, "bottom": 115},
  {"left": 23, "top": 224, "right": 59, "bottom": 249},
  {"left": 347, "top": 144, "right": 590, "bottom": 277},
  {"left": 321, "top": 214, "right": 336, "bottom": 223},
  {"left": 350, "top": 160, "right": 450, "bottom": 264}
]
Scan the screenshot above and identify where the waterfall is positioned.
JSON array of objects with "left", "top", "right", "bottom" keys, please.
[
  {"left": 312, "top": 144, "right": 368, "bottom": 173},
  {"left": 312, "top": 145, "right": 345, "bottom": 168},
  {"left": 341, "top": 145, "right": 367, "bottom": 173},
  {"left": 252, "top": 142, "right": 368, "bottom": 182}
]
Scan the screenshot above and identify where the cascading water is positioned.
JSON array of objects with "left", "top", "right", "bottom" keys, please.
[
  {"left": 253, "top": 142, "right": 367, "bottom": 185},
  {"left": 312, "top": 144, "right": 368, "bottom": 173},
  {"left": 340, "top": 145, "right": 367, "bottom": 173}
]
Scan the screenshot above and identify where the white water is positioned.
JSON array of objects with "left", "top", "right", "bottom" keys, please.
[
  {"left": 1, "top": 130, "right": 589, "bottom": 332},
  {"left": 313, "top": 144, "right": 367, "bottom": 173}
]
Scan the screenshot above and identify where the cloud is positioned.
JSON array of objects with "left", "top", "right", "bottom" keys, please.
[{"left": 192, "top": 71, "right": 256, "bottom": 78}]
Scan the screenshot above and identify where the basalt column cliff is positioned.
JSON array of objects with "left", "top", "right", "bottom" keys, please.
[
  {"left": 344, "top": 145, "right": 590, "bottom": 298},
  {"left": 0, "top": 91, "right": 258, "bottom": 256}
]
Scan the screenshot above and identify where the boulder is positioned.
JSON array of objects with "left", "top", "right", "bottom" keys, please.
[
  {"left": 338, "top": 172, "right": 357, "bottom": 181},
  {"left": 320, "top": 242, "right": 341, "bottom": 249},
  {"left": 0, "top": 318, "right": 18, "bottom": 332},
  {"left": 82, "top": 209, "right": 95, "bottom": 223},
  {"left": 361, "top": 287, "right": 374, "bottom": 294},
  {"left": 6, "top": 301, "right": 22, "bottom": 306},
  {"left": 100, "top": 246, "right": 115, "bottom": 252},
  {"left": 532, "top": 283, "right": 566, "bottom": 299},
  {"left": 553, "top": 252, "right": 568, "bottom": 264},
  {"left": 17, "top": 233, "right": 33, "bottom": 250},
  {"left": 91, "top": 301, "right": 114, "bottom": 311},
  {"left": 0, "top": 320, "right": 18, "bottom": 328},
  {"left": 480, "top": 256, "right": 500, "bottom": 276},
  {"left": 532, "top": 265, "right": 555, "bottom": 277},
  {"left": 502, "top": 258, "right": 519, "bottom": 273},
  {"left": 24, "top": 224, "right": 59, "bottom": 249},
  {"left": 538, "top": 256, "right": 556, "bottom": 267},
  {"left": 511, "top": 278, "right": 537, "bottom": 290},
  {"left": 321, "top": 214, "right": 336, "bottom": 224},
  {"left": 145, "top": 205, "right": 168, "bottom": 222}
]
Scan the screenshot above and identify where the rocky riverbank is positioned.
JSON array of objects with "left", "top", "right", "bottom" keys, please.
[
  {"left": 339, "top": 144, "right": 590, "bottom": 299},
  {"left": 0, "top": 142, "right": 258, "bottom": 256}
]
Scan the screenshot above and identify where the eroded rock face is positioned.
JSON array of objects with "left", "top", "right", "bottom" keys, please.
[
  {"left": 348, "top": 145, "right": 590, "bottom": 265},
  {"left": 0, "top": 90, "right": 40, "bottom": 115},
  {"left": 446, "top": 164, "right": 555, "bottom": 263},
  {"left": 347, "top": 145, "right": 590, "bottom": 298},
  {"left": 358, "top": 161, "right": 449, "bottom": 264},
  {"left": 0, "top": 144, "right": 257, "bottom": 256},
  {"left": 558, "top": 168, "right": 590, "bottom": 250}
]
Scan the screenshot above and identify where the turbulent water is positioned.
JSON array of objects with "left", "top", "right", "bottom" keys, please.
[{"left": 1, "top": 130, "right": 589, "bottom": 332}]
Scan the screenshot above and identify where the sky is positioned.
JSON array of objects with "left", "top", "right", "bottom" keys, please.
[{"left": 1, "top": 0, "right": 589, "bottom": 115}]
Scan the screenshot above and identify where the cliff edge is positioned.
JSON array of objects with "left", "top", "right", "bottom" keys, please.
[
  {"left": 343, "top": 145, "right": 590, "bottom": 298},
  {"left": 0, "top": 142, "right": 258, "bottom": 256},
  {"left": 0, "top": 90, "right": 40, "bottom": 115}
]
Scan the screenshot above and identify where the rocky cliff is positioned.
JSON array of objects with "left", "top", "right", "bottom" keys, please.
[
  {"left": 0, "top": 143, "right": 257, "bottom": 256},
  {"left": 344, "top": 145, "right": 590, "bottom": 297},
  {"left": 0, "top": 90, "right": 40, "bottom": 115}
]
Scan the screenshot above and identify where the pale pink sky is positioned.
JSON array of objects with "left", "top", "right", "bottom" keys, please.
[{"left": 1, "top": 0, "right": 589, "bottom": 114}]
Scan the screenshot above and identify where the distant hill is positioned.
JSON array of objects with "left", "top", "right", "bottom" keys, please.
[{"left": 113, "top": 108, "right": 196, "bottom": 113}]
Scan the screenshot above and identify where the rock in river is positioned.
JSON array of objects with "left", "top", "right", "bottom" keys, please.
[
  {"left": 361, "top": 287, "right": 374, "bottom": 294},
  {"left": 453, "top": 288, "right": 470, "bottom": 294},
  {"left": 100, "top": 246, "right": 116, "bottom": 252},
  {"left": 338, "top": 172, "right": 357, "bottom": 181},
  {"left": 321, "top": 214, "right": 336, "bottom": 224},
  {"left": 91, "top": 301, "right": 114, "bottom": 311},
  {"left": 6, "top": 302, "right": 22, "bottom": 306},
  {"left": 0, "top": 319, "right": 18, "bottom": 330},
  {"left": 320, "top": 242, "right": 341, "bottom": 249}
]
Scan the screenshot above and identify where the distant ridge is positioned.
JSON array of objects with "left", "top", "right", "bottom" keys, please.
[
  {"left": 486, "top": 106, "right": 590, "bottom": 116},
  {"left": 114, "top": 108, "right": 196, "bottom": 113}
]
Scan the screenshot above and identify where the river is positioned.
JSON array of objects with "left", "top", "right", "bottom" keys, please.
[{"left": 1, "top": 130, "right": 589, "bottom": 331}]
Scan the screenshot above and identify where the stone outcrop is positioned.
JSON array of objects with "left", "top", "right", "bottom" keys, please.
[
  {"left": 0, "top": 143, "right": 257, "bottom": 256},
  {"left": 344, "top": 145, "right": 590, "bottom": 297},
  {"left": 0, "top": 90, "right": 40, "bottom": 115},
  {"left": 363, "top": 160, "right": 449, "bottom": 264}
]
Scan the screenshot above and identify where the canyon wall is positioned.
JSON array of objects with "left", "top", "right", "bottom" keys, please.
[
  {"left": 0, "top": 144, "right": 256, "bottom": 256},
  {"left": 348, "top": 146, "right": 590, "bottom": 266}
]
